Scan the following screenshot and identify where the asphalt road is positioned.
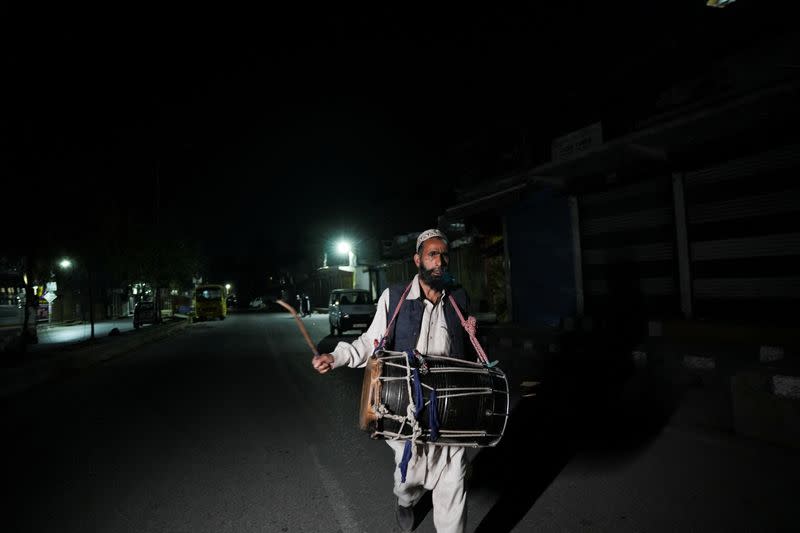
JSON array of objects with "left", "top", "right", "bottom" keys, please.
[{"left": 2, "top": 312, "right": 798, "bottom": 532}]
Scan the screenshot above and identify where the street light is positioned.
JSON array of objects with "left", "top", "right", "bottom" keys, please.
[
  {"left": 336, "top": 241, "right": 351, "bottom": 255},
  {"left": 52, "top": 258, "right": 74, "bottom": 329},
  {"left": 323, "top": 239, "right": 356, "bottom": 269},
  {"left": 58, "top": 256, "right": 95, "bottom": 340},
  {"left": 335, "top": 240, "right": 356, "bottom": 268},
  {"left": 225, "top": 283, "right": 231, "bottom": 291}
]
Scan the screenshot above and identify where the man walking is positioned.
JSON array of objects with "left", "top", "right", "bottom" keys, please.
[{"left": 311, "top": 228, "right": 475, "bottom": 533}]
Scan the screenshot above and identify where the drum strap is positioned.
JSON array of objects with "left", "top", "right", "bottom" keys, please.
[
  {"left": 448, "top": 295, "right": 498, "bottom": 367},
  {"left": 375, "top": 282, "right": 496, "bottom": 369},
  {"left": 373, "top": 281, "right": 413, "bottom": 354}
]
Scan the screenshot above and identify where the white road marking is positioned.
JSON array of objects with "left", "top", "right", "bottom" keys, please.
[
  {"left": 307, "top": 444, "right": 363, "bottom": 533},
  {"left": 263, "top": 330, "right": 365, "bottom": 533}
]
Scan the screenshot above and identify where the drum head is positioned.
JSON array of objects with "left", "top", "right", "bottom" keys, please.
[{"left": 358, "top": 355, "right": 383, "bottom": 432}]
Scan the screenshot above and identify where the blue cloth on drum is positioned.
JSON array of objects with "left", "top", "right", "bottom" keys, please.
[
  {"left": 399, "top": 441, "right": 413, "bottom": 483},
  {"left": 428, "top": 388, "right": 440, "bottom": 442},
  {"left": 409, "top": 358, "right": 424, "bottom": 420}
]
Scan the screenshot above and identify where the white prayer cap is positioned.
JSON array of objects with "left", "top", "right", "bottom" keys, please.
[{"left": 416, "top": 229, "right": 448, "bottom": 251}]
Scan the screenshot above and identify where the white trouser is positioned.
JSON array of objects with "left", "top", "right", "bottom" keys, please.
[{"left": 387, "top": 440, "right": 467, "bottom": 533}]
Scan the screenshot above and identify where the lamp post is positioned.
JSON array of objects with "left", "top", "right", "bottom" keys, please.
[
  {"left": 336, "top": 239, "right": 359, "bottom": 290},
  {"left": 336, "top": 240, "right": 355, "bottom": 268},
  {"left": 59, "top": 257, "right": 94, "bottom": 340},
  {"left": 50, "top": 258, "right": 74, "bottom": 328},
  {"left": 88, "top": 262, "right": 95, "bottom": 340}
]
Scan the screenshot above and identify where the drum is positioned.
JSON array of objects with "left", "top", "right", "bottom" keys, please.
[{"left": 359, "top": 349, "right": 509, "bottom": 447}]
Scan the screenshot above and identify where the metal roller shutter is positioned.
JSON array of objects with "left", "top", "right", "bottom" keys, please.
[
  {"left": 684, "top": 142, "right": 800, "bottom": 323},
  {"left": 578, "top": 175, "right": 679, "bottom": 321}
]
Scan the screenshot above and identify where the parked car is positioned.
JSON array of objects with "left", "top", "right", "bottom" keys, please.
[
  {"left": 133, "top": 301, "right": 157, "bottom": 329},
  {"left": 328, "top": 289, "right": 376, "bottom": 336}
]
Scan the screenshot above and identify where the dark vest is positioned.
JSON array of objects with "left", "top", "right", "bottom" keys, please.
[{"left": 385, "top": 282, "right": 472, "bottom": 360}]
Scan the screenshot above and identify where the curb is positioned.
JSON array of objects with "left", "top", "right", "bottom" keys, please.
[
  {"left": 635, "top": 335, "right": 800, "bottom": 449},
  {"left": 0, "top": 319, "right": 190, "bottom": 399}
]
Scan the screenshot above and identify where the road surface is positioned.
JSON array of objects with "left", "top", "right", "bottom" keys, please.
[{"left": 2, "top": 312, "right": 797, "bottom": 532}]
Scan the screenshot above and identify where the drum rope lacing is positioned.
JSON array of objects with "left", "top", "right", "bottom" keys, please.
[
  {"left": 370, "top": 349, "right": 426, "bottom": 483},
  {"left": 398, "top": 350, "right": 429, "bottom": 482}
]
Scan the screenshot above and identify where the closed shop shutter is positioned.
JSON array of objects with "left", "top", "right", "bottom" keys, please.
[
  {"left": 578, "top": 175, "right": 680, "bottom": 322},
  {"left": 684, "top": 143, "right": 800, "bottom": 324}
]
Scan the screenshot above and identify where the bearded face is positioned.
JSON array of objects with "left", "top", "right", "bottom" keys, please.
[
  {"left": 419, "top": 262, "right": 449, "bottom": 291},
  {"left": 416, "top": 237, "right": 451, "bottom": 291}
]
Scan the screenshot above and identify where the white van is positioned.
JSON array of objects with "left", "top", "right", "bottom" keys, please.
[{"left": 328, "top": 289, "right": 376, "bottom": 336}]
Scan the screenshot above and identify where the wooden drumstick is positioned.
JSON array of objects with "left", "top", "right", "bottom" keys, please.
[{"left": 275, "top": 299, "right": 320, "bottom": 357}]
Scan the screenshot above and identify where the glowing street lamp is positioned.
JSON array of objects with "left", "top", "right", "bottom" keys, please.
[
  {"left": 336, "top": 241, "right": 351, "bottom": 255},
  {"left": 323, "top": 239, "right": 356, "bottom": 269},
  {"left": 55, "top": 258, "right": 76, "bottom": 331},
  {"left": 335, "top": 240, "right": 356, "bottom": 268},
  {"left": 225, "top": 283, "right": 231, "bottom": 291}
]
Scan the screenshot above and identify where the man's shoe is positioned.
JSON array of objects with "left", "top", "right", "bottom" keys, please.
[{"left": 395, "top": 503, "right": 414, "bottom": 532}]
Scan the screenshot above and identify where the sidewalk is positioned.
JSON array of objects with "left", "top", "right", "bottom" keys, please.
[
  {"left": 480, "top": 320, "right": 800, "bottom": 452},
  {"left": 30, "top": 317, "right": 138, "bottom": 349},
  {"left": 478, "top": 332, "right": 800, "bottom": 530},
  {"left": 0, "top": 316, "right": 190, "bottom": 398}
]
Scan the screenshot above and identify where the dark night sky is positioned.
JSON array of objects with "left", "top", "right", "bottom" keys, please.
[{"left": 5, "top": 3, "right": 790, "bottom": 282}]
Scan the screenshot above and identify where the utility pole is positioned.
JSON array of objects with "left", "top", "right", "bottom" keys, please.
[
  {"left": 155, "top": 157, "right": 160, "bottom": 227},
  {"left": 88, "top": 261, "right": 95, "bottom": 340},
  {"left": 154, "top": 157, "right": 161, "bottom": 324}
]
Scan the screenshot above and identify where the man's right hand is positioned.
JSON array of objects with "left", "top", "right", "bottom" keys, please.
[{"left": 312, "top": 353, "right": 335, "bottom": 374}]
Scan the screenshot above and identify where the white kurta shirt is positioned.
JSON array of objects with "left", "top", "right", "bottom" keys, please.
[{"left": 330, "top": 274, "right": 451, "bottom": 369}]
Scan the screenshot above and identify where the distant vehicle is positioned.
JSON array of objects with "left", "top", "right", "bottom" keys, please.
[
  {"left": 194, "top": 284, "right": 227, "bottom": 321},
  {"left": 249, "top": 297, "right": 265, "bottom": 310},
  {"left": 328, "top": 288, "right": 375, "bottom": 336},
  {"left": 133, "top": 300, "right": 157, "bottom": 329}
]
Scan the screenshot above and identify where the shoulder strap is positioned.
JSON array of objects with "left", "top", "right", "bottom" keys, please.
[
  {"left": 374, "top": 282, "right": 413, "bottom": 352},
  {"left": 447, "top": 294, "right": 495, "bottom": 366}
]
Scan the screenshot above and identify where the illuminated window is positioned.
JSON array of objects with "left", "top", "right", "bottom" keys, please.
[{"left": 196, "top": 288, "right": 222, "bottom": 300}]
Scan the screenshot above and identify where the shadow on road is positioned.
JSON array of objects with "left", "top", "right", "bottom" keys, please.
[{"left": 468, "top": 328, "right": 681, "bottom": 532}]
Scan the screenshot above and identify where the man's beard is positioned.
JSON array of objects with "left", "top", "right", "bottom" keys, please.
[{"left": 419, "top": 264, "right": 451, "bottom": 291}]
